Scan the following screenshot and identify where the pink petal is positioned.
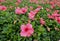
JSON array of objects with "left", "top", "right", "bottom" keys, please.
[
  {"left": 20, "top": 31, "right": 27, "bottom": 37},
  {"left": 26, "top": 23, "right": 32, "bottom": 28},
  {"left": 20, "top": 24, "right": 26, "bottom": 31}
]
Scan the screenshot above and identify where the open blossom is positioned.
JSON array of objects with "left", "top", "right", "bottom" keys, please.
[
  {"left": 0, "top": 5, "right": 7, "bottom": 11},
  {"left": 15, "top": 7, "right": 27, "bottom": 14},
  {"left": 20, "top": 23, "right": 34, "bottom": 37},
  {"left": 28, "top": 11, "right": 36, "bottom": 20},
  {"left": 40, "top": 18, "right": 45, "bottom": 25},
  {"left": 21, "top": 7, "right": 28, "bottom": 14},
  {"left": 15, "top": 7, "right": 22, "bottom": 14}
]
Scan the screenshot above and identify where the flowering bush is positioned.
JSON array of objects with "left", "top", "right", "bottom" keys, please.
[{"left": 0, "top": 0, "right": 60, "bottom": 41}]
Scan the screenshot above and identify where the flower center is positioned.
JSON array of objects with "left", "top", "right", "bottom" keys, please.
[
  {"left": 22, "top": 10, "right": 25, "bottom": 12},
  {"left": 25, "top": 28, "right": 29, "bottom": 32}
]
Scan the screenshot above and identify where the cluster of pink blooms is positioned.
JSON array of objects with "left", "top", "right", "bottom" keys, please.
[
  {"left": 48, "top": 10, "right": 60, "bottom": 24},
  {"left": 49, "top": 0, "right": 60, "bottom": 7},
  {"left": 20, "top": 23, "right": 34, "bottom": 37},
  {"left": 15, "top": 7, "right": 28, "bottom": 14},
  {"left": 0, "top": 5, "right": 7, "bottom": 11},
  {"left": 44, "top": 0, "right": 60, "bottom": 7}
]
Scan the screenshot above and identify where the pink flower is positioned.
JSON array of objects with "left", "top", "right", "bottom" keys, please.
[
  {"left": 15, "top": 7, "right": 27, "bottom": 14},
  {"left": 40, "top": 18, "right": 45, "bottom": 25},
  {"left": 20, "top": 23, "right": 34, "bottom": 37},
  {"left": 28, "top": 7, "right": 41, "bottom": 20},
  {"left": 47, "top": 14, "right": 54, "bottom": 19},
  {"left": 37, "top": 6, "right": 42, "bottom": 8},
  {"left": 34, "top": 8, "right": 40, "bottom": 13},
  {"left": 51, "top": 4, "right": 55, "bottom": 9},
  {"left": 28, "top": 11, "right": 36, "bottom": 20},
  {"left": 21, "top": 7, "right": 27, "bottom": 14},
  {"left": 0, "top": 6, "right": 2, "bottom": 10},
  {"left": 52, "top": 13, "right": 60, "bottom": 17},
  {"left": 0, "top": 5, "right": 7, "bottom": 11},
  {"left": 15, "top": 7, "right": 22, "bottom": 14},
  {"left": 53, "top": 10, "right": 59, "bottom": 14},
  {"left": 50, "top": 1, "right": 55, "bottom": 5},
  {"left": 55, "top": 17, "right": 60, "bottom": 24}
]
